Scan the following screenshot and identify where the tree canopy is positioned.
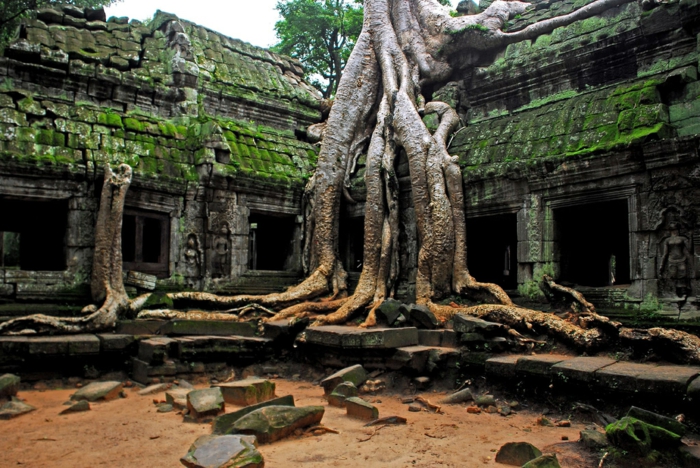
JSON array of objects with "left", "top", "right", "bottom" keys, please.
[{"left": 0, "top": 0, "right": 118, "bottom": 51}]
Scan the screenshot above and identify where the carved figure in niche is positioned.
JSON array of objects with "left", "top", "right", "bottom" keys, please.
[
  {"left": 183, "top": 233, "right": 202, "bottom": 289},
  {"left": 213, "top": 222, "right": 231, "bottom": 278},
  {"left": 658, "top": 208, "right": 693, "bottom": 298}
]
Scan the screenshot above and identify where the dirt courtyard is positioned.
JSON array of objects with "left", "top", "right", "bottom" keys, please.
[{"left": 0, "top": 377, "right": 607, "bottom": 468}]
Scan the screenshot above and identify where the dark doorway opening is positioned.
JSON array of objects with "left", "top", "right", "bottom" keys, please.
[
  {"left": 248, "top": 213, "right": 296, "bottom": 271},
  {"left": 466, "top": 214, "right": 518, "bottom": 290},
  {"left": 122, "top": 208, "right": 170, "bottom": 277},
  {"left": 0, "top": 197, "right": 68, "bottom": 271},
  {"left": 339, "top": 217, "right": 364, "bottom": 273},
  {"left": 556, "top": 199, "right": 630, "bottom": 287}
]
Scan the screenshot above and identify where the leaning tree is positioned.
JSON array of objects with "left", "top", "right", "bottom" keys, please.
[{"left": 4, "top": 0, "right": 700, "bottom": 365}]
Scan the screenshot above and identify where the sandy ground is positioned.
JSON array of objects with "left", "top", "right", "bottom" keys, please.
[{"left": 1, "top": 379, "right": 600, "bottom": 468}]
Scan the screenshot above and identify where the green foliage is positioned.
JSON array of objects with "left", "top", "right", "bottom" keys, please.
[
  {"left": 273, "top": 0, "right": 363, "bottom": 98},
  {"left": 0, "top": 0, "right": 120, "bottom": 52}
]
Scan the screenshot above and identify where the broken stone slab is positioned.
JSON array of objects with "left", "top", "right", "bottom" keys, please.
[
  {"left": 327, "top": 382, "right": 358, "bottom": 408},
  {"left": 0, "top": 398, "right": 36, "bottom": 420},
  {"left": 187, "top": 388, "right": 225, "bottom": 420},
  {"left": 440, "top": 388, "right": 473, "bottom": 404},
  {"left": 375, "top": 298, "right": 403, "bottom": 325},
  {"left": 522, "top": 454, "right": 561, "bottom": 468},
  {"left": 305, "top": 326, "right": 418, "bottom": 349},
  {"left": 263, "top": 318, "right": 309, "bottom": 341},
  {"left": 606, "top": 416, "right": 682, "bottom": 453},
  {"left": 551, "top": 356, "right": 616, "bottom": 383},
  {"left": 158, "top": 320, "right": 257, "bottom": 337},
  {"left": 321, "top": 364, "right": 368, "bottom": 395},
  {"left": 516, "top": 354, "right": 570, "bottom": 376},
  {"left": 229, "top": 405, "right": 324, "bottom": 443},
  {"left": 166, "top": 388, "right": 191, "bottom": 409},
  {"left": 453, "top": 314, "right": 505, "bottom": 335},
  {"left": 71, "top": 381, "right": 123, "bottom": 402},
  {"left": 213, "top": 395, "right": 295, "bottom": 435},
  {"left": 138, "top": 383, "right": 172, "bottom": 396},
  {"left": 627, "top": 406, "right": 686, "bottom": 437},
  {"left": 579, "top": 429, "right": 608, "bottom": 449},
  {"left": 138, "top": 337, "right": 177, "bottom": 364},
  {"left": 181, "top": 434, "right": 263, "bottom": 468},
  {"left": 214, "top": 378, "right": 275, "bottom": 406},
  {"left": 485, "top": 355, "right": 522, "bottom": 378},
  {"left": 407, "top": 305, "right": 439, "bottom": 329},
  {"left": 0, "top": 374, "right": 20, "bottom": 400},
  {"left": 345, "top": 397, "right": 379, "bottom": 421},
  {"left": 595, "top": 362, "right": 655, "bottom": 393},
  {"left": 125, "top": 270, "right": 157, "bottom": 290},
  {"left": 636, "top": 365, "right": 700, "bottom": 396},
  {"left": 494, "top": 442, "right": 542, "bottom": 466},
  {"left": 60, "top": 400, "right": 90, "bottom": 415}
]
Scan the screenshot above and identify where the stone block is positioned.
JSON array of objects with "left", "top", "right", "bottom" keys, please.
[
  {"left": 176, "top": 336, "right": 272, "bottom": 361},
  {"left": 627, "top": 406, "right": 686, "bottom": 437},
  {"left": 213, "top": 395, "right": 295, "bottom": 435},
  {"left": 0, "top": 398, "right": 36, "bottom": 420},
  {"left": 71, "top": 381, "right": 123, "bottom": 402},
  {"left": 158, "top": 320, "right": 256, "bottom": 337},
  {"left": 115, "top": 320, "right": 164, "bottom": 335},
  {"left": 390, "top": 345, "right": 436, "bottom": 372},
  {"left": 375, "top": 298, "right": 403, "bottom": 325},
  {"left": 551, "top": 357, "right": 616, "bottom": 383},
  {"left": 408, "top": 305, "right": 439, "bottom": 329},
  {"left": 417, "top": 329, "right": 457, "bottom": 347},
  {"left": 305, "top": 326, "right": 418, "bottom": 349},
  {"left": 215, "top": 378, "right": 276, "bottom": 406},
  {"left": 97, "top": 334, "right": 135, "bottom": 352},
  {"left": 595, "top": 362, "right": 654, "bottom": 393},
  {"left": 320, "top": 364, "right": 368, "bottom": 395},
  {"left": 138, "top": 337, "right": 177, "bottom": 364},
  {"left": 453, "top": 314, "right": 505, "bottom": 335},
  {"left": 485, "top": 355, "right": 522, "bottom": 378},
  {"left": 166, "top": 388, "right": 191, "bottom": 409},
  {"left": 132, "top": 358, "right": 177, "bottom": 384},
  {"left": 635, "top": 365, "right": 700, "bottom": 396},
  {"left": 263, "top": 318, "right": 308, "bottom": 341},
  {"left": 327, "top": 382, "right": 358, "bottom": 408},
  {"left": 345, "top": 397, "right": 379, "bottom": 421},
  {"left": 181, "top": 434, "right": 263, "bottom": 468},
  {"left": 229, "top": 405, "right": 324, "bottom": 443},
  {"left": 495, "top": 442, "right": 542, "bottom": 466},
  {"left": 125, "top": 270, "right": 157, "bottom": 290},
  {"left": 516, "top": 354, "right": 570, "bottom": 376},
  {"left": 0, "top": 374, "right": 20, "bottom": 399},
  {"left": 24, "top": 335, "right": 100, "bottom": 355},
  {"left": 188, "top": 388, "right": 225, "bottom": 419}
]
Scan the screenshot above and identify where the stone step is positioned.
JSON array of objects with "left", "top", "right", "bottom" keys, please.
[
  {"left": 116, "top": 319, "right": 257, "bottom": 337},
  {"left": 485, "top": 354, "right": 700, "bottom": 401},
  {"left": 389, "top": 345, "right": 460, "bottom": 372},
  {"left": 304, "top": 326, "right": 418, "bottom": 349},
  {"left": 0, "top": 333, "right": 135, "bottom": 359},
  {"left": 417, "top": 329, "right": 458, "bottom": 348}
]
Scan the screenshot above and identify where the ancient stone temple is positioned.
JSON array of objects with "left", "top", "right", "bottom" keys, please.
[{"left": 0, "top": 6, "right": 321, "bottom": 323}]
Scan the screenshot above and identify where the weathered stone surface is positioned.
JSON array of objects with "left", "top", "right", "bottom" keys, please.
[
  {"left": 596, "top": 362, "right": 655, "bottom": 393},
  {"left": 215, "top": 378, "right": 275, "bottom": 406},
  {"left": 579, "top": 430, "right": 608, "bottom": 449},
  {"left": 60, "top": 400, "right": 90, "bottom": 414},
  {"left": 627, "top": 406, "right": 686, "bottom": 437},
  {"left": 327, "top": 382, "right": 358, "bottom": 408},
  {"left": 97, "top": 334, "right": 135, "bottom": 352},
  {"left": 551, "top": 357, "right": 616, "bottom": 383},
  {"left": 21, "top": 335, "right": 101, "bottom": 355},
  {"left": 606, "top": 417, "right": 682, "bottom": 453},
  {"left": 417, "top": 329, "right": 457, "bottom": 347},
  {"left": 159, "top": 320, "right": 256, "bottom": 337},
  {"left": 475, "top": 395, "right": 496, "bottom": 407},
  {"left": 485, "top": 355, "right": 522, "bottom": 378},
  {"left": 441, "top": 388, "right": 473, "bottom": 404},
  {"left": 635, "top": 365, "right": 700, "bottom": 396},
  {"left": 305, "top": 326, "right": 418, "bottom": 349},
  {"left": 495, "top": 442, "right": 542, "bottom": 466},
  {"left": 453, "top": 314, "right": 505, "bottom": 335},
  {"left": 181, "top": 434, "right": 263, "bottom": 468},
  {"left": 230, "top": 405, "right": 324, "bottom": 443},
  {"left": 321, "top": 365, "right": 367, "bottom": 395},
  {"left": 138, "top": 337, "right": 177, "bottom": 364},
  {"left": 375, "top": 298, "right": 403, "bottom": 325},
  {"left": 407, "top": 305, "right": 439, "bottom": 329},
  {"left": 115, "top": 320, "right": 164, "bottom": 335},
  {"left": 0, "top": 398, "right": 36, "bottom": 420},
  {"left": 0, "top": 374, "right": 20, "bottom": 400},
  {"left": 71, "top": 381, "right": 123, "bottom": 402},
  {"left": 522, "top": 454, "right": 561, "bottom": 468},
  {"left": 516, "top": 355, "right": 570, "bottom": 376},
  {"left": 213, "top": 395, "right": 295, "bottom": 435},
  {"left": 187, "top": 388, "right": 225, "bottom": 419},
  {"left": 138, "top": 383, "right": 172, "bottom": 396},
  {"left": 166, "top": 388, "right": 191, "bottom": 409},
  {"left": 125, "top": 270, "right": 157, "bottom": 290},
  {"left": 345, "top": 397, "right": 378, "bottom": 420}
]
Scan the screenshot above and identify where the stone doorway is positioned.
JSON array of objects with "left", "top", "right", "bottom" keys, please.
[
  {"left": 122, "top": 208, "right": 170, "bottom": 277},
  {"left": 466, "top": 213, "right": 518, "bottom": 290},
  {"left": 248, "top": 213, "right": 296, "bottom": 271},
  {"left": 555, "top": 199, "right": 630, "bottom": 287},
  {"left": 339, "top": 216, "right": 364, "bottom": 273}
]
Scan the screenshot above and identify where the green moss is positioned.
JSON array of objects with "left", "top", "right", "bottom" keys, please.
[
  {"left": 124, "top": 117, "right": 145, "bottom": 132},
  {"left": 97, "top": 112, "right": 124, "bottom": 128}
]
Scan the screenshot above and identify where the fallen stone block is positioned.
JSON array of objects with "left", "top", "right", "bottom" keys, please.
[
  {"left": 215, "top": 378, "right": 275, "bottom": 406},
  {"left": 321, "top": 364, "right": 367, "bottom": 395},
  {"left": 627, "top": 406, "right": 686, "bottom": 437},
  {"left": 213, "top": 395, "right": 295, "bottom": 435},
  {"left": 187, "top": 388, "right": 225, "bottom": 420},
  {"left": 453, "top": 314, "right": 504, "bottom": 335},
  {"left": 0, "top": 398, "right": 35, "bottom": 420},
  {"left": 522, "top": 453, "right": 561, "bottom": 468},
  {"left": 475, "top": 395, "right": 496, "bottom": 407},
  {"left": 606, "top": 416, "right": 682, "bottom": 453},
  {"left": 71, "top": 381, "right": 123, "bottom": 402},
  {"left": 407, "top": 305, "right": 439, "bottom": 329},
  {"left": 229, "top": 405, "right": 324, "bottom": 443},
  {"left": 441, "top": 388, "right": 473, "bottom": 404},
  {"left": 138, "top": 383, "right": 172, "bottom": 396},
  {"left": 345, "top": 397, "right": 379, "bottom": 421},
  {"left": 327, "top": 382, "right": 358, "bottom": 408},
  {"left": 126, "top": 270, "right": 157, "bottom": 290},
  {"left": 166, "top": 388, "right": 191, "bottom": 409},
  {"left": 60, "top": 400, "right": 90, "bottom": 415},
  {"left": 495, "top": 442, "right": 542, "bottom": 466},
  {"left": 181, "top": 434, "right": 263, "bottom": 468},
  {"left": 579, "top": 430, "right": 608, "bottom": 449},
  {"left": 376, "top": 299, "right": 403, "bottom": 325},
  {"left": 0, "top": 374, "right": 20, "bottom": 400}
]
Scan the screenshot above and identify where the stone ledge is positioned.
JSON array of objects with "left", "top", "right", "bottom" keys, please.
[
  {"left": 304, "top": 326, "right": 418, "bottom": 349},
  {"left": 551, "top": 356, "right": 617, "bottom": 383}
]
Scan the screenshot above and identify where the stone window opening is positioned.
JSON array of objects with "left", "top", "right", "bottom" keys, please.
[
  {"left": 248, "top": 213, "right": 296, "bottom": 271},
  {"left": 340, "top": 216, "right": 365, "bottom": 273},
  {"left": 466, "top": 213, "right": 518, "bottom": 290},
  {"left": 0, "top": 197, "right": 68, "bottom": 271},
  {"left": 122, "top": 208, "right": 170, "bottom": 277},
  {"left": 555, "top": 199, "right": 630, "bottom": 287}
]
